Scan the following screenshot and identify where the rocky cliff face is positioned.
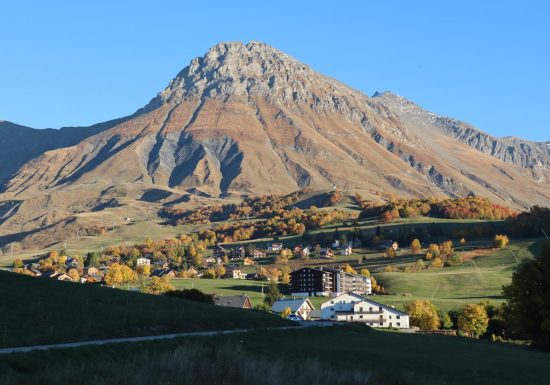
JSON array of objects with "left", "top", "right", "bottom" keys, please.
[{"left": 0, "top": 41, "right": 548, "bottom": 249}]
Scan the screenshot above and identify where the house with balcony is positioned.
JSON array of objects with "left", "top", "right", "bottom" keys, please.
[{"left": 320, "top": 293, "right": 409, "bottom": 328}]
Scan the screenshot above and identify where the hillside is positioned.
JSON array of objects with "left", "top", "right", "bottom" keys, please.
[
  {"left": 0, "top": 41, "right": 548, "bottom": 251},
  {"left": 0, "top": 270, "right": 288, "bottom": 348}
]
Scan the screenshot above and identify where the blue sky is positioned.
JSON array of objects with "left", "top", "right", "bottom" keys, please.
[{"left": 0, "top": 1, "right": 548, "bottom": 141}]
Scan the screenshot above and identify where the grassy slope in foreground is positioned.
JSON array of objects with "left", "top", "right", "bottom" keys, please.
[
  {"left": 1, "top": 325, "right": 549, "bottom": 385},
  {"left": 376, "top": 240, "right": 542, "bottom": 311},
  {"left": 0, "top": 270, "right": 289, "bottom": 348}
]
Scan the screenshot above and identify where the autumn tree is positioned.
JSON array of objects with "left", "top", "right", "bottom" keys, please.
[
  {"left": 410, "top": 239, "right": 422, "bottom": 254},
  {"left": 214, "top": 265, "right": 226, "bottom": 278},
  {"left": 104, "top": 263, "right": 138, "bottom": 286},
  {"left": 360, "top": 268, "right": 371, "bottom": 277},
  {"left": 141, "top": 276, "right": 175, "bottom": 295},
  {"left": 67, "top": 268, "right": 80, "bottom": 282},
  {"left": 457, "top": 304, "right": 489, "bottom": 338},
  {"left": 404, "top": 300, "right": 440, "bottom": 330},
  {"left": 342, "top": 263, "right": 357, "bottom": 274},
  {"left": 425, "top": 244, "right": 440, "bottom": 260},
  {"left": 12, "top": 258, "right": 24, "bottom": 269},
  {"left": 281, "top": 307, "right": 292, "bottom": 318},
  {"left": 494, "top": 234, "right": 510, "bottom": 248}
]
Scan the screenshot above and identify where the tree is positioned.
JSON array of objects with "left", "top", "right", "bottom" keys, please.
[
  {"left": 430, "top": 257, "right": 444, "bottom": 268},
  {"left": 136, "top": 264, "right": 151, "bottom": 277},
  {"left": 342, "top": 263, "right": 356, "bottom": 274},
  {"left": 426, "top": 244, "right": 440, "bottom": 260},
  {"left": 67, "top": 268, "right": 80, "bottom": 282},
  {"left": 314, "top": 244, "right": 321, "bottom": 258},
  {"left": 85, "top": 251, "right": 100, "bottom": 268},
  {"left": 494, "top": 234, "right": 510, "bottom": 248},
  {"left": 502, "top": 243, "right": 550, "bottom": 347},
  {"left": 360, "top": 268, "right": 371, "bottom": 277},
  {"left": 141, "top": 276, "right": 175, "bottom": 295},
  {"left": 404, "top": 300, "right": 440, "bottom": 330},
  {"left": 439, "top": 311, "right": 454, "bottom": 329},
  {"left": 214, "top": 265, "right": 226, "bottom": 278},
  {"left": 104, "top": 263, "right": 138, "bottom": 286},
  {"left": 281, "top": 307, "right": 292, "bottom": 318},
  {"left": 12, "top": 258, "right": 24, "bottom": 269},
  {"left": 264, "top": 281, "right": 281, "bottom": 307},
  {"left": 410, "top": 239, "right": 422, "bottom": 254},
  {"left": 457, "top": 304, "right": 489, "bottom": 338}
]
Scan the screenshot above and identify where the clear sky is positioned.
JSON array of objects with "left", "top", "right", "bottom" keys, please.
[{"left": 0, "top": 0, "right": 548, "bottom": 141}]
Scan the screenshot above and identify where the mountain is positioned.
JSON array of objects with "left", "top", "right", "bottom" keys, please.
[{"left": 0, "top": 41, "right": 548, "bottom": 250}]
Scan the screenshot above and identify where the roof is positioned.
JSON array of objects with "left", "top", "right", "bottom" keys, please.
[
  {"left": 271, "top": 298, "right": 314, "bottom": 313},
  {"left": 320, "top": 292, "right": 366, "bottom": 308},
  {"left": 214, "top": 295, "right": 251, "bottom": 308},
  {"left": 356, "top": 298, "right": 408, "bottom": 316}
]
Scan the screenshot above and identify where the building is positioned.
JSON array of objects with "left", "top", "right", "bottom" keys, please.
[
  {"left": 290, "top": 267, "right": 371, "bottom": 297},
  {"left": 224, "top": 265, "right": 246, "bottom": 279},
  {"left": 229, "top": 246, "right": 245, "bottom": 260},
  {"left": 204, "top": 256, "right": 223, "bottom": 265},
  {"left": 243, "top": 257, "right": 256, "bottom": 266},
  {"left": 320, "top": 294, "right": 409, "bottom": 328},
  {"left": 251, "top": 249, "right": 267, "bottom": 259},
  {"left": 268, "top": 242, "right": 283, "bottom": 252},
  {"left": 340, "top": 244, "right": 353, "bottom": 256},
  {"left": 214, "top": 294, "right": 253, "bottom": 309},
  {"left": 212, "top": 245, "right": 227, "bottom": 258},
  {"left": 150, "top": 268, "right": 176, "bottom": 278},
  {"left": 271, "top": 298, "right": 315, "bottom": 320},
  {"left": 136, "top": 257, "right": 151, "bottom": 267},
  {"left": 320, "top": 248, "right": 334, "bottom": 258}
]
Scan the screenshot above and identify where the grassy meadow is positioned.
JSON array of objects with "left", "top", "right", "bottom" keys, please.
[
  {"left": 0, "top": 270, "right": 289, "bottom": 348},
  {"left": 1, "top": 325, "right": 549, "bottom": 385}
]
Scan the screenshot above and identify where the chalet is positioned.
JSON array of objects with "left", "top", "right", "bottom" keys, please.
[
  {"left": 245, "top": 273, "right": 260, "bottom": 280},
  {"left": 251, "top": 249, "right": 267, "bottom": 259},
  {"left": 26, "top": 265, "right": 42, "bottom": 277},
  {"left": 340, "top": 244, "right": 353, "bottom": 256},
  {"left": 301, "top": 246, "right": 311, "bottom": 258},
  {"left": 379, "top": 240, "right": 399, "bottom": 251},
  {"left": 214, "top": 294, "right": 253, "bottom": 309},
  {"left": 320, "top": 248, "right": 334, "bottom": 258},
  {"left": 332, "top": 239, "right": 341, "bottom": 248},
  {"left": 290, "top": 267, "right": 371, "bottom": 297},
  {"left": 212, "top": 245, "right": 227, "bottom": 258},
  {"left": 229, "top": 246, "right": 245, "bottom": 260},
  {"left": 320, "top": 294, "right": 410, "bottom": 328},
  {"left": 243, "top": 257, "right": 256, "bottom": 266},
  {"left": 268, "top": 242, "right": 283, "bottom": 252},
  {"left": 224, "top": 265, "right": 246, "bottom": 279},
  {"left": 56, "top": 273, "right": 74, "bottom": 282},
  {"left": 150, "top": 268, "right": 176, "bottom": 278},
  {"left": 186, "top": 267, "right": 199, "bottom": 276},
  {"left": 66, "top": 257, "right": 79, "bottom": 268},
  {"left": 84, "top": 267, "right": 100, "bottom": 276},
  {"left": 271, "top": 298, "right": 315, "bottom": 320},
  {"left": 136, "top": 257, "right": 151, "bottom": 267},
  {"left": 204, "top": 256, "right": 223, "bottom": 265}
]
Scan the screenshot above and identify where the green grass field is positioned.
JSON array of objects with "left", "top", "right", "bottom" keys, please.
[
  {"left": 375, "top": 240, "right": 542, "bottom": 311},
  {"left": 1, "top": 325, "right": 548, "bottom": 385},
  {"left": 0, "top": 270, "right": 288, "bottom": 348}
]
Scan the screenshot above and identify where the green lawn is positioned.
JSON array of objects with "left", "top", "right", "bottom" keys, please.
[
  {"left": 0, "top": 270, "right": 289, "bottom": 348},
  {"left": 2, "top": 325, "right": 548, "bottom": 385},
  {"left": 375, "top": 240, "right": 542, "bottom": 311}
]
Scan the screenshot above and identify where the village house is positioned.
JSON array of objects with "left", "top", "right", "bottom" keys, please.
[
  {"left": 271, "top": 298, "right": 315, "bottom": 320},
  {"left": 214, "top": 294, "right": 253, "bottom": 309},
  {"left": 332, "top": 239, "right": 341, "bottom": 248},
  {"left": 136, "top": 257, "right": 151, "bottom": 267},
  {"left": 251, "top": 248, "right": 267, "bottom": 259},
  {"left": 204, "top": 256, "right": 223, "bottom": 265},
  {"left": 224, "top": 265, "right": 247, "bottom": 279},
  {"left": 379, "top": 240, "right": 399, "bottom": 251},
  {"left": 320, "top": 247, "right": 334, "bottom": 258},
  {"left": 229, "top": 246, "right": 245, "bottom": 260},
  {"left": 320, "top": 293, "right": 409, "bottom": 328},
  {"left": 290, "top": 267, "right": 372, "bottom": 297},
  {"left": 243, "top": 257, "right": 256, "bottom": 266},
  {"left": 267, "top": 242, "right": 283, "bottom": 252},
  {"left": 55, "top": 273, "right": 74, "bottom": 282},
  {"left": 150, "top": 268, "right": 176, "bottom": 278},
  {"left": 340, "top": 244, "right": 353, "bottom": 256},
  {"left": 212, "top": 245, "right": 227, "bottom": 258}
]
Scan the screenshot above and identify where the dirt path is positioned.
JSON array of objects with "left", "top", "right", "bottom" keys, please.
[{"left": 0, "top": 322, "right": 334, "bottom": 355}]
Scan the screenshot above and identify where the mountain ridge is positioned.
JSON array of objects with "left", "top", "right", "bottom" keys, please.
[{"left": 0, "top": 41, "right": 548, "bottom": 250}]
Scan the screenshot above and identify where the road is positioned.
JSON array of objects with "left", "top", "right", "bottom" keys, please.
[{"left": 0, "top": 321, "right": 335, "bottom": 355}]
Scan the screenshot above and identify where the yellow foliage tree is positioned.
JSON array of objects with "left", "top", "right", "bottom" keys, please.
[
  {"left": 141, "top": 276, "right": 175, "bottom": 295},
  {"left": 457, "top": 303, "right": 489, "bottom": 338},
  {"left": 494, "top": 234, "right": 510, "bottom": 248},
  {"left": 410, "top": 239, "right": 422, "bottom": 254},
  {"left": 67, "top": 268, "right": 80, "bottom": 282},
  {"left": 104, "top": 263, "right": 138, "bottom": 286},
  {"left": 281, "top": 307, "right": 292, "bottom": 318},
  {"left": 404, "top": 300, "right": 440, "bottom": 330}
]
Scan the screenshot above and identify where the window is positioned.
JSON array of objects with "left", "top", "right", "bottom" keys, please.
[
  {"left": 397, "top": 323, "right": 401, "bottom": 327},
  {"left": 389, "top": 315, "right": 392, "bottom": 319},
  {"left": 369, "top": 307, "right": 372, "bottom": 311},
  {"left": 397, "top": 315, "right": 400, "bottom": 319},
  {"left": 330, "top": 301, "right": 334, "bottom": 304},
  {"left": 379, "top": 307, "right": 383, "bottom": 312}
]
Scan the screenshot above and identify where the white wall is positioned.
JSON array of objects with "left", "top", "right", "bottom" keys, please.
[{"left": 320, "top": 293, "right": 365, "bottom": 320}]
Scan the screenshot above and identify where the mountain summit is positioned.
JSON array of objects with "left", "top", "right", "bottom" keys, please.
[{"left": 0, "top": 41, "right": 549, "bottom": 248}]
